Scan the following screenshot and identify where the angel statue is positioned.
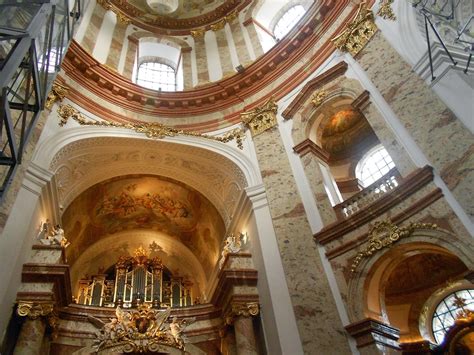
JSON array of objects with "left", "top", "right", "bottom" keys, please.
[
  {"left": 168, "top": 316, "right": 196, "bottom": 349},
  {"left": 88, "top": 307, "right": 131, "bottom": 351},
  {"left": 51, "top": 224, "right": 70, "bottom": 248}
]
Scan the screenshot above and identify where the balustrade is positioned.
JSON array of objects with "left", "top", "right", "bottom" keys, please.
[{"left": 334, "top": 168, "right": 401, "bottom": 218}]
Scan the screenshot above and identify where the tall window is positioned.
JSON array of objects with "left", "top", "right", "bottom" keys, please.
[
  {"left": 356, "top": 145, "right": 395, "bottom": 187},
  {"left": 136, "top": 62, "right": 176, "bottom": 91},
  {"left": 432, "top": 289, "right": 474, "bottom": 344},
  {"left": 274, "top": 5, "right": 306, "bottom": 40}
]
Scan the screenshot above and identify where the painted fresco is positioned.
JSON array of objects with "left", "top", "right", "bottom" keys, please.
[{"left": 62, "top": 175, "right": 225, "bottom": 275}]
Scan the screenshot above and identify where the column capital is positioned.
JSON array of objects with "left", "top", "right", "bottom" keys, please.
[
  {"left": 225, "top": 302, "right": 260, "bottom": 325},
  {"left": 241, "top": 97, "right": 278, "bottom": 136},
  {"left": 17, "top": 301, "right": 54, "bottom": 320},
  {"left": 293, "top": 139, "right": 330, "bottom": 163}
]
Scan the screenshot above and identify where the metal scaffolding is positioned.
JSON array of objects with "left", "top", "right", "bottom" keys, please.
[{"left": 0, "top": 0, "right": 82, "bottom": 200}]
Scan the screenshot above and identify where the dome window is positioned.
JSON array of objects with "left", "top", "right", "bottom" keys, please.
[
  {"left": 136, "top": 61, "right": 176, "bottom": 92},
  {"left": 356, "top": 145, "right": 395, "bottom": 187},
  {"left": 274, "top": 5, "right": 306, "bottom": 40}
]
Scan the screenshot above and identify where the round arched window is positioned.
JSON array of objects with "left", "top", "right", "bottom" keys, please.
[
  {"left": 274, "top": 5, "right": 306, "bottom": 40},
  {"left": 356, "top": 145, "right": 395, "bottom": 187},
  {"left": 136, "top": 61, "right": 176, "bottom": 91},
  {"left": 432, "top": 289, "right": 474, "bottom": 344}
]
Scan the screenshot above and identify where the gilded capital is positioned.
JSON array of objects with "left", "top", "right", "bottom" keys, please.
[
  {"left": 210, "top": 19, "right": 226, "bottom": 31},
  {"left": 17, "top": 301, "right": 54, "bottom": 319},
  {"left": 331, "top": 2, "right": 378, "bottom": 56},
  {"left": 116, "top": 12, "right": 131, "bottom": 25},
  {"left": 191, "top": 28, "right": 206, "bottom": 38},
  {"left": 225, "top": 302, "right": 259, "bottom": 324},
  {"left": 241, "top": 97, "right": 278, "bottom": 136},
  {"left": 45, "top": 82, "right": 69, "bottom": 110}
]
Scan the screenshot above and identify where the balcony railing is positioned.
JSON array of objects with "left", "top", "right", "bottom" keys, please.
[
  {"left": 0, "top": 0, "right": 82, "bottom": 200},
  {"left": 334, "top": 168, "right": 402, "bottom": 219}
]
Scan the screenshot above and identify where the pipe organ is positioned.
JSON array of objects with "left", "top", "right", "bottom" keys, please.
[{"left": 76, "top": 247, "right": 193, "bottom": 308}]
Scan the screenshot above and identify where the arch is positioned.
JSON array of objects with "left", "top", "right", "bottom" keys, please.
[
  {"left": 347, "top": 228, "right": 474, "bottom": 339},
  {"left": 32, "top": 126, "right": 262, "bottom": 227}
]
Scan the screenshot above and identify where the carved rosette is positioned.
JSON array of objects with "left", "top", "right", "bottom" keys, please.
[
  {"left": 350, "top": 220, "right": 438, "bottom": 274},
  {"left": 241, "top": 98, "right": 278, "bottom": 137},
  {"left": 331, "top": 2, "right": 378, "bottom": 56},
  {"left": 225, "top": 302, "right": 260, "bottom": 325},
  {"left": 45, "top": 82, "right": 69, "bottom": 110}
]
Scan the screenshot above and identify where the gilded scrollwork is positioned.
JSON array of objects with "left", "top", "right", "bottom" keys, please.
[
  {"left": 240, "top": 97, "right": 278, "bottom": 136},
  {"left": 45, "top": 82, "right": 69, "bottom": 110},
  {"left": 377, "top": 0, "right": 396, "bottom": 21},
  {"left": 57, "top": 104, "right": 245, "bottom": 149},
  {"left": 331, "top": 2, "right": 378, "bottom": 56},
  {"left": 350, "top": 220, "right": 437, "bottom": 274}
]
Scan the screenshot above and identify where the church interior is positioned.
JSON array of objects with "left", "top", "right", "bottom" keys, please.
[{"left": 0, "top": 0, "right": 473, "bottom": 354}]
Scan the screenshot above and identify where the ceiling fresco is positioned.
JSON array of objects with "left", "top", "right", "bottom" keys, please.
[{"left": 62, "top": 175, "right": 225, "bottom": 277}]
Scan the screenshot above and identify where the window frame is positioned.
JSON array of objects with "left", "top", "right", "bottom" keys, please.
[
  {"left": 355, "top": 145, "right": 396, "bottom": 187},
  {"left": 135, "top": 60, "right": 177, "bottom": 92}
]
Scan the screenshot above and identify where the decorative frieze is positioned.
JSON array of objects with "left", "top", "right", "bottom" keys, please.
[
  {"left": 331, "top": 2, "right": 378, "bottom": 56},
  {"left": 45, "top": 82, "right": 69, "bottom": 110},
  {"left": 241, "top": 98, "right": 278, "bottom": 136},
  {"left": 57, "top": 104, "right": 245, "bottom": 149}
]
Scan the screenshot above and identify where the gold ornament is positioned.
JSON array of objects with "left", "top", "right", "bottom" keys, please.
[
  {"left": 350, "top": 220, "right": 437, "bottom": 274},
  {"left": 57, "top": 104, "right": 245, "bottom": 149},
  {"left": 210, "top": 19, "right": 226, "bottom": 31},
  {"left": 45, "top": 82, "right": 69, "bottom": 110},
  {"left": 17, "top": 301, "right": 54, "bottom": 319},
  {"left": 310, "top": 90, "right": 328, "bottom": 107},
  {"left": 241, "top": 97, "right": 278, "bottom": 136},
  {"left": 190, "top": 28, "right": 206, "bottom": 38},
  {"left": 377, "top": 0, "right": 396, "bottom": 21},
  {"left": 89, "top": 305, "right": 195, "bottom": 352},
  {"left": 331, "top": 2, "right": 378, "bottom": 56}
]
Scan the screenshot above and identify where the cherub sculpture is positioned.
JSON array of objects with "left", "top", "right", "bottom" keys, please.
[{"left": 168, "top": 316, "right": 196, "bottom": 349}]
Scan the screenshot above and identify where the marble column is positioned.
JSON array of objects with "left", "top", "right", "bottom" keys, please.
[
  {"left": 234, "top": 316, "right": 258, "bottom": 355},
  {"left": 193, "top": 35, "right": 210, "bottom": 85},
  {"left": 123, "top": 37, "right": 138, "bottom": 80},
  {"left": 14, "top": 318, "right": 46, "bottom": 355},
  {"left": 229, "top": 20, "right": 252, "bottom": 66},
  {"left": 181, "top": 47, "right": 193, "bottom": 90},
  {"left": 355, "top": 30, "right": 474, "bottom": 219},
  {"left": 293, "top": 139, "right": 338, "bottom": 225},
  {"left": 243, "top": 19, "right": 264, "bottom": 58},
  {"left": 220, "top": 325, "right": 237, "bottom": 355},
  {"left": 214, "top": 28, "right": 234, "bottom": 77},
  {"left": 105, "top": 20, "right": 128, "bottom": 70},
  {"left": 80, "top": 4, "right": 106, "bottom": 53},
  {"left": 242, "top": 100, "right": 352, "bottom": 354}
]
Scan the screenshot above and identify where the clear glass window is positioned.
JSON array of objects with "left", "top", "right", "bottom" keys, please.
[
  {"left": 432, "top": 289, "right": 474, "bottom": 344},
  {"left": 274, "top": 5, "right": 306, "bottom": 40},
  {"left": 356, "top": 146, "right": 396, "bottom": 187},
  {"left": 136, "top": 62, "right": 176, "bottom": 92}
]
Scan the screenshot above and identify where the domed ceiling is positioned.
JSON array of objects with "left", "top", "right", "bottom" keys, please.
[
  {"left": 104, "top": 0, "right": 253, "bottom": 31},
  {"left": 320, "top": 107, "right": 379, "bottom": 161},
  {"left": 62, "top": 174, "right": 225, "bottom": 276}
]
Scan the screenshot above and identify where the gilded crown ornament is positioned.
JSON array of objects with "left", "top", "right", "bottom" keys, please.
[
  {"left": 45, "top": 82, "right": 69, "bottom": 110},
  {"left": 89, "top": 305, "right": 195, "bottom": 353}
]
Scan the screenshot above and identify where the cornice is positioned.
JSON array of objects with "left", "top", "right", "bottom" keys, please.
[
  {"left": 282, "top": 61, "right": 348, "bottom": 119},
  {"left": 315, "top": 166, "right": 436, "bottom": 245},
  {"left": 62, "top": 0, "right": 358, "bottom": 128},
  {"left": 21, "top": 263, "right": 72, "bottom": 307},
  {"left": 104, "top": 0, "right": 253, "bottom": 35},
  {"left": 293, "top": 139, "right": 330, "bottom": 163}
]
